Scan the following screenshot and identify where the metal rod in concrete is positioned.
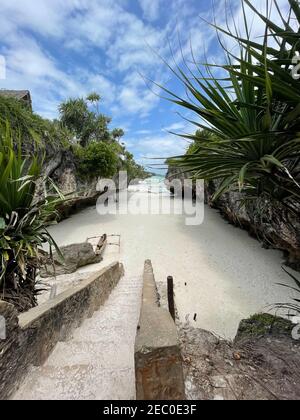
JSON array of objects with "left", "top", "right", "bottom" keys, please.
[{"left": 167, "top": 276, "right": 175, "bottom": 322}]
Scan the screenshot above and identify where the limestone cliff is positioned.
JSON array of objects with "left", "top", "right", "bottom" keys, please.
[
  {"left": 166, "top": 166, "right": 300, "bottom": 271},
  {"left": 35, "top": 146, "right": 102, "bottom": 219}
]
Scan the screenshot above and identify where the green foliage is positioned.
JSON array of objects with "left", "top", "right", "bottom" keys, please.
[
  {"left": 164, "top": 0, "right": 300, "bottom": 207},
  {"left": 111, "top": 128, "right": 125, "bottom": 142},
  {"left": 274, "top": 267, "right": 300, "bottom": 316},
  {"left": 120, "top": 148, "right": 150, "bottom": 180},
  {"left": 237, "top": 313, "right": 293, "bottom": 339},
  {"left": 0, "top": 95, "right": 72, "bottom": 149},
  {"left": 86, "top": 92, "right": 101, "bottom": 104},
  {"left": 186, "top": 130, "right": 217, "bottom": 155},
  {"left": 59, "top": 93, "right": 123, "bottom": 147},
  {"left": 0, "top": 92, "right": 145, "bottom": 311},
  {"left": 0, "top": 123, "right": 64, "bottom": 311},
  {"left": 75, "top": 140, "right": 149, "bottom": 181},
  {"left": 59, "top": 98, "right": 91, "bottom": 145},
  {"left": 75, "top": 141, "right": 120, "bottom": 178},
  {"left": 0, "top": 96, "right": 39, "bottom": 142}
]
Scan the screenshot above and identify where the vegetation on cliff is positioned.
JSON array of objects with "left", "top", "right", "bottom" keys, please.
[
  {"left": 74, "top": 142, "right": 120, "bottom": 179},
  {"left": 59, "top": 93, "right": 149, "bottom": 180},
  {"left": 0, "top": 95, "right": 72, "bottom": 149},
  {"left": 0, "top": 123, "right": 63, "bottom": 311},
  {"left": 59, "top": 94, "right": 116, "bottom": 147},
  {"left": 0, "top": 92, "right": 148, "bottom": 311},
  {"left": 164, "top": 0, "right": 300, "bottom": 213}
]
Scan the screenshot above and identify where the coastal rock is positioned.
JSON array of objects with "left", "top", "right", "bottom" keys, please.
[
  {"left": 206, "top": 179, "right": 300, "bottom": 270},
  {"left": 37, "top": 147, "right": 129, "bottom": 221},
  {"left": 40, "top": 242, "right": 102, "bottom": 278},
  {"left": 180, "top": 314, "right": 300, "bottom": 400},
  {"left": 166, "top": 166, "right": 300, "bottom": 271},
  {"left": 34, "top": 148, "right": 104, "bottom": 220}
]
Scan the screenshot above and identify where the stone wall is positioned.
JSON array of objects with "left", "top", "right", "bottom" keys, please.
[
  {"left": 135, "top": 260, "right": 185, "bottom": 401},
  {"left": 0, "top": 262, "right": 124, "bottom": 400}
]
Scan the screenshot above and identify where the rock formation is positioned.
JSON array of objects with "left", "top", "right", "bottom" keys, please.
[
  {"left": 40, "top": 242, "right": 103, "bottom": 278},
  {"left": 166, "top": 166, "right": 300, "bottom": 271},
  {"left": 180, "top": 314, "right": 300, "bottom": 400}
]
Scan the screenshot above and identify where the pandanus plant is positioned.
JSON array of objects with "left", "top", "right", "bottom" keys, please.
[
  {"left": 162, "top": 0, "right": 300, "bottom": 209},
  {"left": 275, "top": 267, "right": 300, "bottom": 316},
  {"left": 0, "top": 123, "right": 63, "bottom": 312}
]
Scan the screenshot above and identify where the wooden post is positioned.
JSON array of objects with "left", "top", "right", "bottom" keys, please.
[{"left": 167, "top": 276, "right": 176, "bottom": 322}]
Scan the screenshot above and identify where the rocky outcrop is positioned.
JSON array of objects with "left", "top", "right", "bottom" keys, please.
[
  {"left": 40, "top": 242, "right": 103, "bottom": 278},
  {"left": 206, "top": 180, "right": 300, "bottom": 270},
  {"left": 166, "top": 166, "right": 300, "bottom": 270},
  {"left": 33, "top": 145, "right": 112, "bottom": 221},
  {"left": 180, "top": 314, "right": 300, "bottom": 400},
  {"left": 165, "top": 167, "right": 196, "bottom": 199},
  {"left": 38, "top": 147, "right": 101, "bottom": 218}
]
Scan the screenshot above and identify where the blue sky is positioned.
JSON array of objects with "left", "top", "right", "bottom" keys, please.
[{"left": 0, "top": 0, "right": 290, "bottom": 170}]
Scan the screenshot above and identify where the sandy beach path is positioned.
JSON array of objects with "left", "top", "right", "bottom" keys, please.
[{"left": 45, "top": 187, "right": 296, "bottom": 340}]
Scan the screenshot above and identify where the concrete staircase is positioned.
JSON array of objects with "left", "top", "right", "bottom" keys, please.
[{"left": 13, "top": 275, "right": 142, "bottom": 400}]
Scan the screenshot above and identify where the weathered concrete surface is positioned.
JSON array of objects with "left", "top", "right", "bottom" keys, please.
[
  {"left": 40, "top": 242, "right": 103, "bottom": 278},
  {"left": 37, "top": 271, "right": 96, "bottom": 305},
  {"left": 135, "top": 260, "right": 185, "bottom": 401},
  {"left": 13, "top": 274, "right": 142, "bottom": 400},
  {"left": 0, "top": 262, "right": 123, "bottom": 400}
]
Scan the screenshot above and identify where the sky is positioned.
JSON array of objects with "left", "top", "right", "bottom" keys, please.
[{"left": 0, "top": 0, "right": 292, "bottom": 170}]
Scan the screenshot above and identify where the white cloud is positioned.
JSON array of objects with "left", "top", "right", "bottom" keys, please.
[
  {"left": 0, "top": 0, "right": 172, "bottom": 119},
  {"left": 123, "top": 132, "right": 189, "bottom": 172},
  {"left": 116, "top": 84, "right": 158, "bottom": 117},
  {"left": 126, "top": 133, "right": 189, "bottom": 160},
  {"left": 214, "top": 0, "right": 293, "bottom": 54},
  {"left": 135, "top": 129, "right": 153, "bottom": 135},
  {"left": 138, "top": 0, "right": 162, "bottom": 21},
  {"left": 164, "top": 121, "right": 193, "bottom": 132},
  {"left": 0, "top": 0, "right": 76, "bottom": 39},
  {"left": 1, "top": 33, "right": 118, "bottom": 118},
  {"left": 1, "top": 0, "right": 292, "bottom": 162}
]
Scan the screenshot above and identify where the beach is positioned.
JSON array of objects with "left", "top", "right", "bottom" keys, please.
[{"left": 47, "top": 177, "right": 296, "bottom": 340}]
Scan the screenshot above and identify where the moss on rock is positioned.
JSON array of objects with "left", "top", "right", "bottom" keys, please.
[{"left": 235, "top": 313, "right": 293, "bottom": 342}]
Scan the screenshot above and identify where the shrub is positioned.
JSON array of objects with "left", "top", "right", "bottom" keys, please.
[
  {"left": 0, "top": 95, "right": 72, "bottom": 150},
  {"left": 0, "top": 123, "right": 63, "bottom": 312},
  {"left": 164, "top": 0, "right": 300, "bottom": 209},
  {"left": 274, "top": 267, "right": 300, "bottom": 316},
  {"left": 59, "top": 95, "right": 122, "bottom": 147},
  {"left": 75, "top": 141, "right": 120, "bottom": 179}
]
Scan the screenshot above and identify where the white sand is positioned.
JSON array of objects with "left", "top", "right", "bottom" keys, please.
[
  {"left": 46, "top": 179, "right": 297, "bottom": 340},
  {"left": 14, "top": 180, "right": 298, "bottom": 400}
]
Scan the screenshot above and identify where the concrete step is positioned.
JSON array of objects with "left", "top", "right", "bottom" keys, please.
[
  {"left": 72, "top": 324, "right": 135, "bottom": 344},
  {"left": 45, "top": 341, "right": 133, "bottom": 369},
  {"left": 14, "top": 365, "right": 135, "bottom": 400},
  {"left": 13, "top": 274, "right": 143, "bottom": 400}
]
